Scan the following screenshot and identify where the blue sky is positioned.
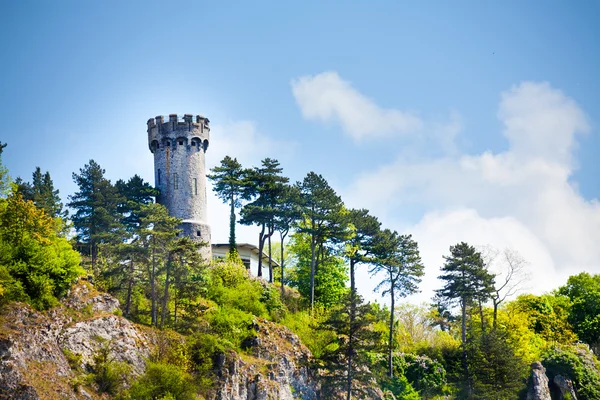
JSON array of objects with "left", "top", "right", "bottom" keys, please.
[{"left": 2, "top": 1, "right": 599, "bottom": 303}]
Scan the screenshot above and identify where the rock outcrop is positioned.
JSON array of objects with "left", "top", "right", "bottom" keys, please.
[
  {"left": 0, "top": 282, "right": 321, "bottom": 399},
  {"left": 0, "top": 283, "right": 153, "bottom": 400},
  {"left": 213, "top": 318, "right": 318, "bottom": 400},
  {"left": 527, "top": 361, "right": 552, "bottom": 400},
  {"left": 553, "top": 375, "right": 577, "bottom": 400}
]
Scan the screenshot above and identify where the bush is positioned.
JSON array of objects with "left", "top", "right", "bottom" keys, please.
[
  {"left": 205, "top": 305, "right": 255, "bottom": 349},
  {"left": 280, "top": 308, "right": 335, "bottom": 358},
  {"left": 124, "top": 362, "right": 197, "bottom": 400},
  {"left": 543, "top": 345, "right": 600, "bottom": 400},
  {"left": 89, "top": 340, "right": 132, "bottom": 395}
]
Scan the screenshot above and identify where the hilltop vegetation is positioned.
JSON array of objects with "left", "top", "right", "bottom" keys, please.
[{"left": 0, "top": 144, "right": 599, "bottom": 399}]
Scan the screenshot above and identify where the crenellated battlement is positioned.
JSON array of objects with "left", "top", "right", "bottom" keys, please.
[{"left": 147, "top": 114, "right": 210, "bottom": 153}]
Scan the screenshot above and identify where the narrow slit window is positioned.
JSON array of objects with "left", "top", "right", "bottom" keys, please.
[
  {"left": 196, "top": 231, "right": 201, "bottom": 237},
  {"left": 158, "top": 169, "right": 161, "bottom": 185},
  {"left": 173, "top": 173, "right": 178, "bottom": 189},
  {"left": 193, "top": 178, "right": 198, "bottom": 195},
  {"left": 179, "top": 140, "right": 184, "bottom": 145}
]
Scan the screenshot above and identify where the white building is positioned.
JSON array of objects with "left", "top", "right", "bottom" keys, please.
[{"left": 211, "top": 243, "right": 280, "bottom": 273}]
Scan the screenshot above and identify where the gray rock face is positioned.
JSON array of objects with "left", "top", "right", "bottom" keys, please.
[
  {"left": 0, "top": 284, "right": 153, "bottom": 399},
  {"left": 553, "top": 375, "right": 578, "bottom": 400},
  {"left": 213, "top": 318, "right": 318, "bottom": 400},
  {"left": 527, "top": 361, "right": 552, "bottom": 400}
]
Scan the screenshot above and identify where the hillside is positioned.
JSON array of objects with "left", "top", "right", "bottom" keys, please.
[{"left": 0, "top": 280, "right": 318, "bottom": 400}]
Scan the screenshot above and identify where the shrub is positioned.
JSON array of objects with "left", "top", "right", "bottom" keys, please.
[
  {"left": 89, "top": 340, "right": 132, "bottom": 395},
  {"left": 205, "top": 305, "right": 255, "bottom": 349},
  {"left": 125, "top": 362, "right": 197, "bottom": 400},
  {"left": 543, "top": 345, "right": 600, "bottom": 400}
]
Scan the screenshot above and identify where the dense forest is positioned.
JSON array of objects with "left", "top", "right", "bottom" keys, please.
[{"left": 0, "top": 141, "right": 599, "bottom": 399}]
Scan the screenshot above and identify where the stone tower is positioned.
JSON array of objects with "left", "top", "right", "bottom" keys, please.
[{"left": 147, "top": 114, "right": 211, "bottom": 258}]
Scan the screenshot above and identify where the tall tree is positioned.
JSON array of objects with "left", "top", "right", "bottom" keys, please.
[
  {"left": 273, "top": 184, "right": 301, "bottom": 297},
  {"left": 137, "top": 203, "right": 182, "bottom": 327},
  {"left": 370, "top": 230, "right": 424, "bottom": 378},
  {"left": 296, "top": 172, "right": 348, "bottom": 311},
  {"left": 435, "top": 242, "right": 495, "bottom": 395},
  {"left": 115, "top": 174, "right": 158, "bottom": 232},
  {"left": 16, "top": 167, "right": 65, "bottom": 218},
  {"left": 319, "top": 293, "right": 382, "bottom": 400},
  {"left": 68, "top": 160, "right": 123, "bottom": 272},
  {"left": 240, "top": 158, "right": 288, "bottom": 281},
  {"left": 207, "top": 156, "right": 251, "bottom": 255}
]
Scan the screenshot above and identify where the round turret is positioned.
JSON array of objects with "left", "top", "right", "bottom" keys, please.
[{"left": 147, "top": 114, "right": 211, "bottom": 258}]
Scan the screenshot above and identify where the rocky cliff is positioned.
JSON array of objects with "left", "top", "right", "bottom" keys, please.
[{"left": 0, "top": 281, "right": 319, "bottom": 400}]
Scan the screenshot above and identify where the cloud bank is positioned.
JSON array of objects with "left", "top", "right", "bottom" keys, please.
[
  {"left": 291, "top": 71, "right": 423, "bottom": 141},
  {"left": 294, "top": 74, "right": 598, "bottom": 303}
]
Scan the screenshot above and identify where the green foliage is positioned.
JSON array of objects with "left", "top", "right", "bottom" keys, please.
[
  {"left": 557, "top": 272, "right": 600, "bottom": 353},
  {"left": 0, "top": 192, "right": 83, "bottom": 309},
  {"left": 467, "top": 330, "right": 528, "bottom": 399},
  {"left": 402, "top": 354, "right": 447, "bottom": 398},
  {"left": 204, "top": 305, "right": 255, "bottom": 349},
  {"left": 207, "top": 156, "right": 251, "bottom": 254},
  {"left": 287, "top": 232, "right": 348, "bottom": 309},
  {"left": 89, "top": 339, "right": 132, "bottom": 395},
  {"left": 543, "top": 345, "right": 600, "bottom": 400},
  {"left": 509, "top": 293, "right": 577, "bottom": 344},
  {"left": 380, "top": 374, "right": 420, "bottom": 400},
  {"left": 280, "top": 308, "right": 336, "bottom": 358},
  {"left": 15, "top": 167, "right": 65, "bottom": 219},
  {"left": 0, "top": 143, "right": 11, "bottom": 198},
  {"left": 124, "top": 362, "right": 197, "bottom": 400},
  {"left": 188, "top": 332, "right": 232, "bottom": 391}
]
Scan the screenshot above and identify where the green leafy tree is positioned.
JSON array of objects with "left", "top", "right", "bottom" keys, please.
[
  {"left": 435, "top": 242, "right": 495, "bottom": 394},
  {"left": 0, "top": 192, "right": 83, "bottom": 309},
  {"left": 207, "top": 156, "right": 251, "bottom": 255},
  {"left": 296, "top": 172, "right": 349, "bottom": 311},
  {"left": 287, "top": 231, "right": 348, "bottom": 309},
  {"left": 68, "top": 160, "right": 124, "bottom": 271},
  {"left": 240, "top": 158, "right": 288, "bottom": 281},
  {"left": 115, "top": 174, "right": 158, "bottom": 232},
  {"left": 557, "top": 272, "right": 600, "bottom": 354},
  {"left": 371, "top": 230, "right": 424, "bottom": 378}
]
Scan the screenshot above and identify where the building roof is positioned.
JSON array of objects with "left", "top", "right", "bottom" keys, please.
[{"left": 212, "top": 243, "right": 281, "bottom": 267}]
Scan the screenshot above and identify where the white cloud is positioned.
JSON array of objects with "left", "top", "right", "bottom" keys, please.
[
  {"left": 291, "top": 71, "right": 423, "bottom": 141},
  {"left": 344, "top": 81, "right": 599, "bottom": 303}
]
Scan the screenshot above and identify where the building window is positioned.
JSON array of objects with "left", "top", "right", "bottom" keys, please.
[
  {"left": 241, "top": 258, "right": 251, "bottom": 269},
  {"left": 179, "top": 140, "right": 184, "bottom": 145},
  {"left": 158, "top": 169, "right": 161, "bottom": 185},
  {"left": 193, "top": 178, "right": 198, "bottom": 195},
  {"left": 196, "top": 231, "right": 201, "bottom": 237},
  {"left": 173, "top": 173, "right": 178, "bottom": 189}
]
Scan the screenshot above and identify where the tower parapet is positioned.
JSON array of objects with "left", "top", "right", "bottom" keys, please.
[{"left": 147, "top": 114, "right": 211, "bottom": 258}]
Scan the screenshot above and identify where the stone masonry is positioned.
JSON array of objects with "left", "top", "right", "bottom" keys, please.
[{"left": 147, "top": 114, "right": 211, "bottom": 259}]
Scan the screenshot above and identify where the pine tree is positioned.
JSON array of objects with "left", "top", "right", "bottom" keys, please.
[
  {"left": 319, "top": 293, "right": 382, "bottom": 399},
  {"left": 16, "top": 167, "right": 65, "bottom": 218},
  {"left": 68, "top": 160, "right": 124, "bottom": 271},
  {"left": 0, "top": 142, "right": 11, "bottom": 197},
  {"left": 273, "top": 184, "right": 302, "bottom": 297},
  {"left": 207, "top": 156, "right": 251, "bottom": 255},
  {"left": 296, "top": 172, "right": 349, "bottom": 311},
  {"left": 435, "top": 242, "right": 495, "bottom": 396},
  {"left": 370, "top": 230, "right": 424, "bottom": 378},
  {"left": 240, "top": 158, "right": 288, "bottom": 281}
]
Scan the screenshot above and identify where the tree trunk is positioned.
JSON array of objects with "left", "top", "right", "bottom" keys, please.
[
  {"left": 229, "top": 194, "right": 236, "bottom": 255},
  {"left": 125, "top": 259, "right": 134, "bottom": 318},
  {"left": 280, "top": 230, "right": 287, "bottom": 299},
  {"left": 478, "top": 298, "right": 486, "bottom": 335},
  {"left": 257, "top": 224, "right": 265, "bottom": 277},
  {"left": 151, "top": 237, "right": 157, "bottom": 327},
  {"left": 389, "top": 283, "right": 395, "bottom": 378},
  {"left": 160, "top": 254, "right": 172, "bottom": 329},
  {"left": 347, "top": 258, "right": 357, "bottom": 400},
  {"left": 310, "top": 232, "right": 316, "bottom": 313},
  {"left": 461, "top": 298, "right": 470, "bottom": 396},
  {"left": 268, "top": 226, "right": 273, "bottom": 283},
  {"left": 493, "top": 300, "right": 499, "bottom": 330}
]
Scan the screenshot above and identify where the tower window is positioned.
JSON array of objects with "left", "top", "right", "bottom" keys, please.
[
  {"left": 179, "top": 140, "right": 183, "bottom": 145},
  {"left": 196, "top": 231, "right": 201, "bottom": 237},
  {"left": 173, "top": 173, "right": 178, "bottom": 189},
  {"left": 158, "top": 169, "right": 161, "bottom": 185},
  {"left": 193, "top": 178, "right": 198, "bottom": 195}
]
